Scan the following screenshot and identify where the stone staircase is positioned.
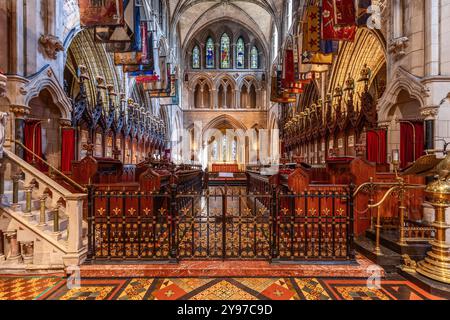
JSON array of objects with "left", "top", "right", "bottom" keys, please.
[{"left": 0, "top": 149, "right": 87, "bottom": 272}]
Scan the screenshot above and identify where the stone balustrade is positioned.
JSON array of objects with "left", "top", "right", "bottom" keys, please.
[{"left": 1, "top": 149, "right": 87, "bottom": 267}]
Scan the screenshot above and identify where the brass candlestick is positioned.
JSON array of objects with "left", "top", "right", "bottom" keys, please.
[{"left": 416, "top": 173, "right": 450, "bottom": 284}]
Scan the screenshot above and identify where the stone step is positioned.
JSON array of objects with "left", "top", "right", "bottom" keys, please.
[
  {"left": 10, "top": 199, "right": 41, "bottom": 212},
  {"left": 3, "top": 180, "right": 12, "bottom": 191},
  {"left": 2, "top": 190, "right": 26, "bottom": 204},
  {"left": 16, "top": 209, "right": 69, "bottom": 233},
  {"left": 365, "top": 229, "right": 431, "bottom": 260},
  {"left": 354, "top": 235, "right": 402, "bottom": 273}
]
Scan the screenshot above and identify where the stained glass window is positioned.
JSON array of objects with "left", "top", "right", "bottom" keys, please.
[
  {"left": 206, "top": 38, "right": 215, "bottom": 68},
  {"left": 212, "top": 140, "right": 218, "bottom": 160},
  {"left": 236, "top": 37, "right": 245, "bottom": 69},
  {"left": 231, "top": 139, "right": 237, "bottom": 161},
  {"left": 220, "top": 33, "right": 231, "bottom": 69},
  {"left": 222, "top": 135, "right": 228, "bottom": 161},
  {"left": 251, "top": 46, "right": 258, "bottom": 69},
  {"left": 192, "top": 45, "right": 200, "bottom": 69}
]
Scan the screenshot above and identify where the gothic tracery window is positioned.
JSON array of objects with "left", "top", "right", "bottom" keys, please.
[
  {"left": 236, "top": 37, "right": 245, "bottom": 69},
  {"left": 206, "top": 37, "right": 215, "bottom": 68},
  {"left": 232, "top": 138, "right": 237, "bottom": 161},
  {"left": 212, "top": 140, "right": 218, "bottom": 161},
  {"left": 251, "top": 46, "right": 259, "bottom": 69},
  {"left": 222, "top": 135, "right": 228, "bottom": 161},
  {"left": 192, "top": 45, "right": 200, "bottom": 69},
  {"left": 220, "top": 33, "right": 231, "bottom": 69}
]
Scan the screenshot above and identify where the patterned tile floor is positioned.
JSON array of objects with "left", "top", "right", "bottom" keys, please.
[{"left": 0, "top": 274, "right": 446, "bottom": 300}]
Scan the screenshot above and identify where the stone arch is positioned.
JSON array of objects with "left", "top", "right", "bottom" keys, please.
[
  {"left": 327, "top": 28, "right": 387, "bottom": 99},
  {"left": 182, "top": 19, "right": 269, "bottom": 71},
  {"left": 202, "top": 114, "right": 248, "bottom": 168},
  {"left": 202, "top": 114, "right": 247, "bottom": 139},
  {"left": 377, "top": 67, "right": 427, "bottom": 123},
  {"left": 24, "top": 66, "right": 72, "bottom": 120},
  {"left": 239, "top": 76, "right": 258, "bottom": 109},
  {"left": 216, "top": 76, "right": 236, "bottom": 109},
  {"left": 189, "top": 75, "right": 214, "bottom": 109},
  {"left": 171, "top": 0, "right": 280, "bottom": 52}
]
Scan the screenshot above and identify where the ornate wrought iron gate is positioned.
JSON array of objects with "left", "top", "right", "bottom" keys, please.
[
  {"left": 87, "top": 187, "right": 354, "bottom": 262},
  {"left": 176, "top": 187, "right": 272, "bottom": 260}
]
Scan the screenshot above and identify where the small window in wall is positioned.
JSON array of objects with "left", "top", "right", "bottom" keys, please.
[
  {"left": 79, "top": 129, "right": 89, "bottom": 158},
  {"left": 251, "top": 46, "right": 259, "bottom": 69},
  {"left": 192, "top": 45, "right": 200, "bottom": 69},
  {"left": 116, "top": 137, "right": 123, "bottom": 161},
  {"left": 220, "top": 33, "right": 231, "bottom": 69},
  {"left": 106, "top": 134, "right": 113, "bottom": 158},
  {"left": 95, "top": 132, "right": 103, "bottom": 157},
  {"left": 125, "top": 138, "right": 131, "bottom": 163},
  {"left": 132, "top": 139, "right": 138, "bottom": 164},
  {"left": 222, "top": 135, "right": 228, "bottom": 161},
  {"left": 211, "top": 140, "right": 218, "bottom": 161},
  {"left": 236, "top": 37, "right": 245, "bottom": 69},
  {"left": 231, "top": 138, "right": 237, "bottom": 161},
  {"left": 206, "top": 37, "right": 215, "bottom": 68}
]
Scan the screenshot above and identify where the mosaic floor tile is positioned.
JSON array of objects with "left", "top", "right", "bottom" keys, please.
[
  {"left": 189, "top": 280, "right": 258, "bottom": 300},
  {"left": 235, "top": 278, "right": 279, "bottom": 292},
  {"left": 41, "top": 279, "right": 127, "bottom": 300},
  {"left": 0, "top": 277, "right": 63, "bottom": 300},
  {"left": 333, "top": 286, "right": 390, "bottom": 300},
  {"left": 152, "top": 280, "right": 188, "bottom": 300},
  {"left": 117, "top": 278, "right": 155, "bottom": 300},
  {"left": 170, "top": 278, "right": 215, "bottom": 292},
  {"left": 322, "top": 279, "right": 444, "bottom": 301},
  {"left": 261, "top": 282, "right": 295, "bottom": 300},
  {"left": 294, "top": 278, "right": 332, "bottom": 300},
  {"left": 0, "top": 274, "right": 445, "bottom": 300},
  {"left": 59, "top": 286, "right": 117, "bottom": 300}
]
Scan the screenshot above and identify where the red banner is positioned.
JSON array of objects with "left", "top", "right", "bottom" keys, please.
[
  {"left": 322, "top": 0, "right": 357, "bottom": 41},
  {"left": 283, "top": 49, "right": 295, "bottom": 88},
  {"left": 79, "top": 0, "right": 124, "bottom": 27},
  {"left": 333, "top": 0, "right": 357, "bottom": 26},
  {"left": 136, "top": 75, "right": 160, "bottom": 83}
]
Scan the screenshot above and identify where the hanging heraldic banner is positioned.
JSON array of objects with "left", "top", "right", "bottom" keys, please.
[
  {"left": 333, "top": 0, "right": 357, "bottom": 26},
  {"left": 79, "top": 0, "right": 124, "bottom": 27},
  {"left": 114, "top": 25, "right": 151, "bottom": 65},
  {"left": 322, "top": 0, "right": 356, "bottom": 41},
  {"left": 92, "top": 0, "right": 137, "bottom": 47}
]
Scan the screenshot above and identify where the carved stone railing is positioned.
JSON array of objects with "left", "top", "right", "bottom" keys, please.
[{"left": 1, "top": 149, "right": 87, "bottom": 266}]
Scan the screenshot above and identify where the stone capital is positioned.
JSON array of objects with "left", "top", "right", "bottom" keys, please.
[
  {"left": 59, "top": 119, "right": 72, "bottom": 128},
  {"left": 420, "top": 105, "right": 439, "bottom": 120},
  {"left": 9, "top": 104, "right": 30, "bottom": 118}
]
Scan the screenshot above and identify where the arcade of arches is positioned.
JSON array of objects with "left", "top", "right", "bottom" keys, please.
[{"left": 0, "top": 0, "right": 450, "bottom": 300}]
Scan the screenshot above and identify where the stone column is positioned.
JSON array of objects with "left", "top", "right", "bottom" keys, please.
[
  {"left": 425, "top": 119, "right": 435, "bottom": 149},
  {"left": 210, "top": 89, "right": 216, "bottom": 109},
  {"left": 20, "top": 241, "right": 34, "bottom": 264},
  {"left": 5, "top": 230, "right": 21, "bottom": 263},
  {"left": 421, "top": 106, "right": 438, "bottom": 151},
  {"left": 256, "top": 88, "right": 262, "bottom": 109},
  {"left": 63, "top": 193, "right": 88, "bottom": 267},
  {"left": 10, "top": 105, "right": 30, "bottom": 158},
  {"left": 0, "top": 230, "right": 4, "bottom": 262},
  {"left": 424, "top": 0, "right": 440, "bottom": 76},
  {"left": 235, "top": 90, "right": 240, "bottom": 109},
  {"left": 200, "top": 88, "right": 205, "bottom": 108}
]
